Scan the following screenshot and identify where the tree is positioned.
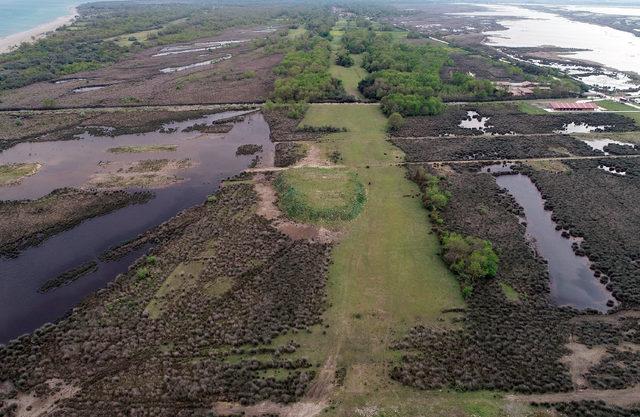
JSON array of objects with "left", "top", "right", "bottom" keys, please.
[
  {"left": 335, "top": 51, "right": 354, "bottom": 67},
  {"left": 442, "top": 233, "right": 499, "bottom": 281},
  {"left": 387, "top": 112, "right": 404, "bottom": 132}
]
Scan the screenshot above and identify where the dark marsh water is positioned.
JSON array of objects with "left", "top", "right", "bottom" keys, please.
[{"left": 0, "top": 111, "right": 273, "bottom": 342}]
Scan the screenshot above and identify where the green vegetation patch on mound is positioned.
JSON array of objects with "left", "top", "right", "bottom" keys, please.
[
  {"left": 0, "top": 162, "right": 41, "bottom": 186},
  {"left": 274, "top": 167, "right": 366, "bottom": 222}
]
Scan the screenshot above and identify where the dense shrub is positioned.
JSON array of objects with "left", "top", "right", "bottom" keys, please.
[
  {"left": 380, "top": 93, "right": 445, "bottom": 116},
  {"left": 387, "top": 112, "right": 404, "bottom": 132},
  {"left": 441, "top": 232, "right": 499, "bottom": 281},
  {"left": 272, "top": 35, "right": 347, "bottom": 102},
  {"left": 335, "top": 50, "right": 354, "bottom": 67}
]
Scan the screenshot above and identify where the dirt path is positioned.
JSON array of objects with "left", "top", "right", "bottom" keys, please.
[
  {"left": 561, "top": 342, "right": 608, "bottom": 389},
  {"left": 5, "top": 379, "right": 79, "bottom": 417},
  {"left": 507, "top": 385, "right": 640, "bottom": 408},
  {"left": 295, "top": 144, "right": 333, "bottom": 168},
  {"left": 253, "top": 174, "right": 339, "bottom": 243}
]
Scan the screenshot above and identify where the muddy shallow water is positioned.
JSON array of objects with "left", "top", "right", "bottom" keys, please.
[
  {"left": 483, "top": 165, "right": 613, "bottom": 311},
  {"left": 0, "top": 111, "right": 273, "bottom": 342}
]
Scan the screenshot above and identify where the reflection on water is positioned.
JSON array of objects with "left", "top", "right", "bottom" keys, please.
[
  {"left": 598, "top": 164, "right": 627, "bottom": 176},
  {"left": 554, "top": 122, "right": 609, "bottom": 134},
  {"left": 459, "top": 111, "right": 491, "bottom": 132},
  {"left": 160, "top": 54, "right": 232, "bottom": 73},
  {"left": 73, "top": 85, "right": 109, "bottom": 93},
  {"left": 484, "top": 165, "right": 613, "bottom": 311},
  {"left": 153, "top": 40, "right": 247, "bottom": 57},
  {"left": 581, "top": 138, "right": 634, "bottom": 154},
  {"left": 0, "top": 111, "right": 273, "bottom": 342}
]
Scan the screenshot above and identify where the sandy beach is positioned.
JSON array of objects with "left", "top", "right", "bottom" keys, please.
[{"left": 0, "top": 6, "right": 78, "bottom": 53}]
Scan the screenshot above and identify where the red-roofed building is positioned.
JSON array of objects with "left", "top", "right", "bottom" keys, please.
[{"left": 549, "top": 102, "right": 598, "bottom": 111}]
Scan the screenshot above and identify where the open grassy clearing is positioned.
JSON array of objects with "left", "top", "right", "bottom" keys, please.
[
  {"left": 0, "top": 163, "right": 41, "bottom": 186},
  {"left": 269, "top": 104, "right": 534, "bottom": 416},
  {"left": 287, "top": 27, "right": 308, "bottom": 39},
  {"left": 145, "top": 259, "right": 206, "bottom": 319},
  {"left": 526, "top": 159, "right": 571, "bottom": 173},
  {"left": 500, "top": 282, "right": 521, "bottom": 303},
  {"left": 596, "top": 99, "right": 638, "bottom": 112},
  {"left": 517, "top": 101, "right": 548, "bottom": 115},
  {"left": 329, "top": 54, "right": 367, "bottom": 98},
  {"left": 105, "top": 17, "right": 189, "bottom": 46},
  {"left": 613, "top": 110, "right": 640, "bottom": 126},
  {"left": 274, "top": 167, "right": 366, "bottom": 223},
  {"left": 328, "top": 22, "right": 366, "bottom": 99}
]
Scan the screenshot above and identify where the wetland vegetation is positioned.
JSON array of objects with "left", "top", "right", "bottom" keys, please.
[{"left": 2, "top": 2, "right": 640, "bottom": 417}]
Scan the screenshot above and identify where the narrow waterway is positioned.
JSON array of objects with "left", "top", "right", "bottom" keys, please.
[
  {"left": 484, "top": 165, "right": 613, "bottom": 311},
  {"left": 0, "top": 111, "right": 273, "bottom": 342}
]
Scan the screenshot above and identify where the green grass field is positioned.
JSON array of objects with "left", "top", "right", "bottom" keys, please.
[
  {"left": 330, "top": 54, "right": 367, "bottom": 98},
  {"left": 596, "top": 99, "right": 637, "bottom": 111},
  {"left": 275, "top": 167, "right": 365, "bottom": 223},
  {"left": 272, "top": 104, "right": 531, "bottom": 416},
  {"left": 287, "top": 27, "right": 307, "bottom": 39},
  {"left": 517, "top": 101, "right": 548, "bottom": 115}
]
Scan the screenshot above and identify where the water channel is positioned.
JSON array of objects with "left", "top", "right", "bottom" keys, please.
[{"left": 482, "top": 164, "right": 613, "bottom": 311}]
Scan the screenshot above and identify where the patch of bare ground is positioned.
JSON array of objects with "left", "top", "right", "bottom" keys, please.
[
  {"left": 4, "top": 379, "right": 79, "bottom": 417},
  {"left": 507, "top": 385, "right": 640, "bottom": 408},
  {"left": 87, "top": 159, "right": 193, "bottom": 189},
  {"left": 561, "top": 342, "right": 608, "bottom": 389},
  {"left": 295, "top": 144, "right": 332, "bottom": 168},
  {"left": 253, "top": 174, "right": 340, "bottom": 243}
]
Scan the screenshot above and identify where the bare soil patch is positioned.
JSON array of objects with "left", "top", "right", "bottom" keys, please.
[
  {"left": 561, "top": 342, "right": 608, "bottom": 389},
  {"left": 253, "top": 174, "right": 339, "bottom": 244}
]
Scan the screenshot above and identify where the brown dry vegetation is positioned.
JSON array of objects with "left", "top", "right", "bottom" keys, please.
[
  {"left": 0, "top": 108, "right": 245, "bottom": 152},
  {"left": 0, "top": 27, "right": 281, "bottom": 110}
]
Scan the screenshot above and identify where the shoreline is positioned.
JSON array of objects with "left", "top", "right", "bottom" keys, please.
[{"left": 0, "top": 6, "right": 78, "bottom": 53}]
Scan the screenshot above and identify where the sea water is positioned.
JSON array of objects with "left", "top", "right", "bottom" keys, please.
[
  {"left": 0, "top": 0, "right": 80, "bottom": 38},
  {"left": 455, "top": 4, "right": 640, "bottom": 76}
]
